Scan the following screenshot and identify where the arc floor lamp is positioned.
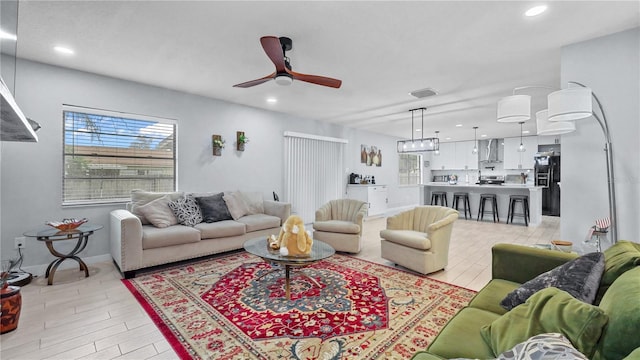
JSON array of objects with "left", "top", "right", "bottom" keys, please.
[{"left": 497, "top": 82, "right": 617, "bottom": 244}]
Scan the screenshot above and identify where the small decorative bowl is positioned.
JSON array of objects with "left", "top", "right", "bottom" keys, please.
[{"left": 46, "top": 218, "right": 88, "bottom": 231}]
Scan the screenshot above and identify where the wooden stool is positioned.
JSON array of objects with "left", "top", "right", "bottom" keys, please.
[
  {"left": 431, "top": 191, "right": 448, "bottom": 206},
  {"left": 452, "top": 192, "right": 471, "bottom": 219},
  {"left": 507, "top": 195, "right": 530, "bottom": 226},
  {"left": 477, "top": 193, "right": 499, "bottom": 222}
]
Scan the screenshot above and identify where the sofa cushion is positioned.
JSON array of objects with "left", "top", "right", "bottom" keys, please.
[
  {"left": 495, "top": 333, "right": 588, "bottom": 360},
  {"left": 223, "top": 191, "right": 250, "bottom": 220},
  {"left": 136, "top": 195, "right": 179, "bottom": 228},
  {"left": 142, "top": 225, "right": 201, "bottom": 250},
  {"left": 237, "top": 214, "right": 281, "bottom": 232},
  {"left": 427, "top": 307, "right": 498, "bottom": 359},
  {"left": 130, "top": 190, "right": 184, "bottom": 225},
  {"left": 195, "top": 220, "right": 246, "bottom": 239},
  {"left": 500, "top": 252, "right": 605, "bottom": 310},
  {"left": 595, "top": 240, "right": 640, "bottom": 304},
  {"left": 379, "top": 229, "right": 431, "bottom": 250},
  {"left": 481, "top": 287, "right": 608, "bottom": 358},
  {"left": 468, "top": 279, "right": 520, "bottom": 315},
  {"left": 593, "top": 266, "right": 640, "bottom": 360},
  {"left": 196, "top": 193, "right": 233, "bottom": 223},
  {"left": 168, "top": 195, "right": 203, "bottom": 226},
  {"left": 313, "top": 220, "right": 360, "bottom": 234},
  {"left": 239, "top": 191, "right": 265, "bottom": 215}
]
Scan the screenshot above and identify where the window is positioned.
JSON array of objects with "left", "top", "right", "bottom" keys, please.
[
  {"left": 63, "top": 106, "right": 176, "bottom": 205},
  {"left": 398, "top": 153, "right": 422, "bottom": 185}
]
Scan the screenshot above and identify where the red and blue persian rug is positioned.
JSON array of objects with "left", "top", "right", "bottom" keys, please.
[{"left": 123, "top": 252, "right": 475, "bottom": 360}]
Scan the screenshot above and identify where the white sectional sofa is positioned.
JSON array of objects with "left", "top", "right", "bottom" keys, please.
[{"left": 109, "top": 191, "right": 290, "bottom": 278}]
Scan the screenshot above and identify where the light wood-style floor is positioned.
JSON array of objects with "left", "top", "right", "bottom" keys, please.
[{"left": 1, "top": 215, "right": 560, "bottom": 359}]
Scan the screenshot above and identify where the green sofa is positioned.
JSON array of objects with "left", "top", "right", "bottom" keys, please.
[{"left": 412, "top": 242, "right": 640, "bottom": 360}]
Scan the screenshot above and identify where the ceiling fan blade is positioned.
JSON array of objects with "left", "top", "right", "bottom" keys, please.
[
  {"left": 260, "top": 36, "right": 287, "bottom": 73},
  {"left": 232, "top": 72, "right": 275, "bottom": 88},
  {"left": 288, "top": 70, "right": 342, "bottom": 89}
]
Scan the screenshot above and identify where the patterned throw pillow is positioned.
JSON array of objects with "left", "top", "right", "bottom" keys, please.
[
  {"left": 500, "top": 252, "right": 605, "bottom": 310},
  {"left": 168, "top": 195, "right": 203, "bottom": 226},
  {"left": 496, "top": 333, "right": 589, "bottom": 360}
]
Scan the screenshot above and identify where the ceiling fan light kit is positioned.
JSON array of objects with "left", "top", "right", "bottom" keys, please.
[{"left": 233, "top": 36, "right": 342, "bottom": 89}]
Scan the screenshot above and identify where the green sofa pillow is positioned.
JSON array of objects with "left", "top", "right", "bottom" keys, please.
[
  {"left": 596, "top": 240, "right": 640, "bottom": 303},
  {"left": 480, "top": 287, "right": 608, "bottom": 358}
]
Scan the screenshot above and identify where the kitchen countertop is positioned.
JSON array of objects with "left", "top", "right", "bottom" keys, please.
[
  {"left": 347, "top": 184, "right": 386, "bottom": 187},
  {"left": 424, "top": 182, "right": 543, "bottom": 189}
]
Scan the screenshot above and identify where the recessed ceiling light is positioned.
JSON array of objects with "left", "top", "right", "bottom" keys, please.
[
  {"left": 445, "top": 137, "right": 452, "bottom": 140},
  {"left": 0, "top": 29, "right": 17, "bottom": 41},
  {"left": 481, "top": 134, "right": 488, "bottom": 137},
  {"left": 455, "top": 124, "right": 463, "bottom": 127},
  {"left": 266, "top": 97, "right": 277, "bottom": 104},
  {"left": 416, "top": 129, "right": 421, "bottom": 132},
  {"left": 54, "top": 46, "right": 74, "bottom": 55},
  {"left": 525, "top": 5, "right": 547, "bottom": 17},
  {"left": 523, "top": 130, "right": 530, "bottom": 134}
]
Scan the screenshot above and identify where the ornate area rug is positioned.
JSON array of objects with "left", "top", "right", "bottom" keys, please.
[{"left": 123, "top": 252, "right": 475, "bottom": 359}]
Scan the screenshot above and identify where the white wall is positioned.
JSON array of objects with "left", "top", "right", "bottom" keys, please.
[
  {"left": 560, "top": 27, "right": 640, "bottom": 250},
  {"left": 0, "top": 58, "right": 412, "bottom": 267}
]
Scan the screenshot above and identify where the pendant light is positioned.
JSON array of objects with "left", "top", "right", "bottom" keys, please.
[
  {"left": 420, "top": 108, "right": 425, "bottom": 148},
  {"left": 434, "top": 131, "right": 440, "bottom": 155},
  {"left": 518, "top": 121, "right": 526, "bottom": 152},
  {"left": 472, "top": 126, "right": 478, "bottom": 154}
]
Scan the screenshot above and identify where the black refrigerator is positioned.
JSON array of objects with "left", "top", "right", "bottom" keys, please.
[{"left": 535, "top": 155, "right": 561, "bottom": 216}]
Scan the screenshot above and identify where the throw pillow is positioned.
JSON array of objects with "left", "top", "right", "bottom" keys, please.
[
  {"left": 496, "top": 333, "right": 588, "bottom": 360},
  {"left": 168, "top": 195, "right": 203, "bottom": 226},
  {"left": 481, "top": 287, "right": 608, "bottom": 358},
  {"left": 130, "top": 190, "right": 183, "bottom": 224},
  {"left": 500, "top": 252, "right": 604, "bottom": 310},
  {"left": 135, "top": 195, "right": 179, "bottom": 228},
  {"left": 595, "top": 240, "right": 640, "bottom": 303},
  {"left": 240, "top": 191, "right": 265, "bottom": 214},
  {"left": 196, "top": 193, "right": 233, "bottom": 223},
  {"left": 223, "top": 191, "right": 250, "bottom": 220}
]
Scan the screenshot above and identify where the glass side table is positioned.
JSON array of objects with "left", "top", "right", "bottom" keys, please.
[{"left": 23, "top": 223, "right": 103, "bottom": 285}]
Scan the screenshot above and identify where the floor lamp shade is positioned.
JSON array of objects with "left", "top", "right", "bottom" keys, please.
[
  {"left": 536, "top": 109, "right": 576, "bottom": 135},
  {"left": 497, "top": 95, "right": 531, "bottom": 122},
  {"left": 548, "top": 87, "right": 593, "bottom": 122}
]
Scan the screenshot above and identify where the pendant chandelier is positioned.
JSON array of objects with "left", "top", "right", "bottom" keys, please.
[
  {"left": 397, "top": 107, "right": 439, "bottom": 153},
  {"left": 472, "top": 126, "right": 478, "bottom": 154}
]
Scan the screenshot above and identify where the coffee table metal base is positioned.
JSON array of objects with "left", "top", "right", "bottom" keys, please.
[{"left": 255, "top": 263, "right": 322, "bottom": 300}]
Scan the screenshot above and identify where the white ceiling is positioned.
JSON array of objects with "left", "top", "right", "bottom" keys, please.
[{"left": 10, "top": 1, "right": 640, "bottom": 142}]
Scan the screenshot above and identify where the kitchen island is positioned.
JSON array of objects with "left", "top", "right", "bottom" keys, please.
[{"left": 422, "top": 183, "right": 545, "bottom": 226}]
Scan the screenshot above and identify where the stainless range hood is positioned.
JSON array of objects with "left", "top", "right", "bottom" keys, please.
[
  {"left": 479, "top": 138, "right": 503, "bottom": 163},
  {"left": 1, "top": 76, "right": 38, "bottom": 142}
]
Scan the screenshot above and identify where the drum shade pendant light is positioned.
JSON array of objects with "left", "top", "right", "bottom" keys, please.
[
  {"left": 472, "top": 127, "right": 478, "bottom": 154},
  {"left": 536, "top": 109, "right": 575, "bottom": 135},
  {"left": 497, "top": 95, "right": 531, "bottom": 122},
  {"left": 547, "top": 87, "right": 593, "bottom": 121},
  {"left": 517, "top": 122, "right": 526, "bottom": 152},
  {"left": 397, "top": 108, "right": 439, "bottom": 153}
]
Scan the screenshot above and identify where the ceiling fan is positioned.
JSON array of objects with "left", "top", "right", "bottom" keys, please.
[{"left": 233, "top": 36, "right": 342, "bottom": 89}]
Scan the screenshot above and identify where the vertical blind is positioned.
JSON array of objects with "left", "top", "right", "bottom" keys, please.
[
  {"left": 284, "top": 132, "right": 347, "bottom": 224},
  {"left": 62, "top": 106, "right": 176, "bottom": 205}
]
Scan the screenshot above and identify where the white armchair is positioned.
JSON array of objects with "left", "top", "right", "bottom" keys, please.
[
  {"left": 380, "top": 206, "right": 458, "bottom": 274},
  {"left": 313, "top": 199, "right": 368, "bottom": 253}
]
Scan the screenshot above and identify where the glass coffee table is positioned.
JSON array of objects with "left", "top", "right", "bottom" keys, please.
[{"left": 243, "top": 237, "right": 335, "bottom": 300}]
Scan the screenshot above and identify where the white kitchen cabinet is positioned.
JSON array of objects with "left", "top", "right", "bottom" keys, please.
[
  {"left": 431, "top": 142, "right": 455, "bottom": 170},
  {"left": 346, "top": 185, "right": 388, "bottom": 216},
  {"left": 504, "top": 136, "right": 537, "bottom": 169},
  {"left": 537, "top": 135, "right": 561, "bottom": 145},
  {"left": 454, "top": 141, "right": 479, "bottom": 170}
]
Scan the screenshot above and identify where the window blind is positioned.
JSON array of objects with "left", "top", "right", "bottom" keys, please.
[
  {"left": 284, "top": 132, "right": 347, "bottom": 224},
  {"left": 62, "top": 106, "right": 176, "bottom": 205}
]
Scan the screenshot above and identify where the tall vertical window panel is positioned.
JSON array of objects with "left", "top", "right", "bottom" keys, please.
[
  {"left": 62, "top": 106, "right": 176, "bottom": 205},
  {"left": 398, "top": 153, "right": 422, "bottom": 185},
  {"left": 284, "top": 132, "right": 346, "bottom": 224}
]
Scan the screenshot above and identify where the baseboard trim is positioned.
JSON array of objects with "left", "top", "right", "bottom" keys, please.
[{"left": 21, "top": 253, "right": 112, "bottom": 277}]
